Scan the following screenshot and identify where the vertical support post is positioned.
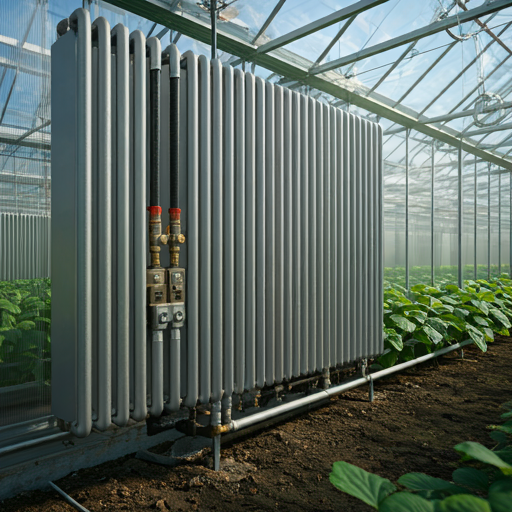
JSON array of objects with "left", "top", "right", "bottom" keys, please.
[
  {"left": 457, "top": 144, "right": 463, "bottom": 289},
  {"left": 211, "top": 0, "right": 217, "bottom": 60},
  {"left": 431, "top": 140, "right": 434, "bottom": 286},
  {"left": 510, "top": 169, "right": 512, "bottom": 277},
  {"left": 488, "top": 164, "right": 491, "bottom": 281},
  {"left": 474, "top": 160, "right": 477, "bottom": 280},
  {"left": 499, "top": 170, "right": 502, "bottom": 275},
  {"left": 369, "top": 375, "right": 374, "bottom": 403},
  {"left": 405, "top": 129, "right": 409, "bottom": 291}
]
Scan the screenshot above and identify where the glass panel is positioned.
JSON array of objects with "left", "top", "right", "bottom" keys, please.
[
  {"left": 383, "top": 132, "right": 406, "bottom": 287},
  {"left": 433, "top": 146, "right": 459, "bottom": 287},
  {"left": 476, "top": 162, "right": 489, "bottom": 279},
  {"left": 462, "top": 152, "right": 475, "bottom": 282},
  {"left": 408, "top": 131, "right": 432, "bottom": 287},
  {"left": 501, "top": 170, "right": 510, "bottom": 277}
]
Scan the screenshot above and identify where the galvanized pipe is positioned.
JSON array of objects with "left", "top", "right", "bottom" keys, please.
[
  {"left": 69, "top": 7, "right": 92, "bottom": 439},
  {"left": 92, "top": 16, "right": 112, "bottom": 431},
  {"left": 111, "top": 23, "right": 130, "bottom": 427},
  {"left": 130, "top": 29, "right": 147, "bottom": 422},
  {"left": 230, "top": 340, "right": 473, "bottom": 432}
]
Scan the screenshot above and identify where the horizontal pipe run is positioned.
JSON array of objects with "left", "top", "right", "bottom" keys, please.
[
  {"left": 0, "top": 432, "right": 70, "bottom": 457},
  {"left": 49, "top": 481, "right": 91, "bottom": 512},
  {"left": 230, "top": 340, "right": 472, "bottom": 432}
]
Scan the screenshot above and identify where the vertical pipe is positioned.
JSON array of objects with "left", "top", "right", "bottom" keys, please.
[
  {"left": 431, "top": 141, "right": 435, "bottom": 286},
  {"left": 211, "top": 58, "right": 223, "bottom": 404},
  {"left": 223, "top": 64, "right": 235, "bottom": 399},
  {"left": 329, "top": 107, "right": 336, "bottom": 366},
  {"left": 316, "top": 102, "right": 324, "bottom": 371},
  {"left": 510, "top": 171, "right": 512, "bottom": 277},
  {"left": 69, "top": 8, "right": 92, "bottom": 438},
  {"left": 365, "top": 121, "right": 372, "bottom": 358},
  {"left": 349, "top": 115, "right": 356, "bottom": 362},
  {"left": 458, "top": 144, "right": 463, "bottom": 289},
  {"left": 499, "top": 170, "right": 502, "bottom": 275},
  {"left": 342, "top": 112, "right": 350, "bottom": 363},
  {"left": 323, "top": 104, "right": 330, "bottom": 371},
  {"left": 210, "top": 0, "right": 217, "bottom": 60},
  {"left": 255, "top": 77, "right": 266, "bottom": 388},
  {"left": 378, "top": 125, "right": 384, "bottom": 353},
  {"left": 355, "top": 116, "right": 363, "bottom": 359},
  {"left": 130, "top": 29, "right": 147, "bottom": 422},
  {"left": 488, "top": 163, "right": 491, "bottom": 281},
  {"left": 274, "top": 86, "right": 284, "bottom": 383},
  {"left": 198, "top": 55, "right": 211, "bottom": 404},
  {"left": 92, "top": 17, "right": 112, "bottom": 430},
  {"left": 299, "top": 94, "right": 309, "bottom": 375},
  {"left": 372, "top": 123, "right": 379, "bottom": 357},
  {"left": 336, "top": 110, "right": 343, "bottom": 363},
  {"left": 111, "top": 24, "right": 130, "bottom": 427},
  {"left": 234, "top": 68, "right": 245, "bottom": 394},
  {"left": 283, "top": 88, "right": 292, "bottom": 380},
  {"left": 265, "top": 82, "right": 275, "bottom": 385},
  {"left": 474, "top": 160, "right": 477, "bottom": 280},
  {"left": 291, "top": 92, "right": 301, "bottom": 378},
  {"left": 183, "top": 52, "right": 199, "bottom": 408},
  {"left": 308, "top": 98, "right": 316, "bottom": 373},
  {"left": 405, "top": 129, "right": 409, "bottom": 291},
  {"left": 245, "top": 72, "right": 256, "bottom": 391}
]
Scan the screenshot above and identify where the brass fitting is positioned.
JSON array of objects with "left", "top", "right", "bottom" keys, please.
[
  {"left": 147, "top": 206, "right": 162, "bottom": 268},
  {"left": 168, "top": 208, "right": 185, "bottom": 268}
]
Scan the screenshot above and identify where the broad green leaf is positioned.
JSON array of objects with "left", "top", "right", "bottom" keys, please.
[
  {"left": 472, "top": 316, "right": 489, "bottom": 327},
  {"left": 437, "top": 494, "right": 491, "bottom": 512},
  {"left": 16, "top": 320, "right": 36, "bottom": 331},
  {"left": 379, "top": 492, "right": 434, "bottom": 512},
  {"left": 470, "top": 300, "right": 489, "bottom": 316},
  {"left": 377, "top": 349, "right": 398, "bottom": 369},
  {"left": 451, "top": 468, "right": 488, "bottom": 492},
  {"left": 384, "top": 328, "right": 403, "bottom": 351},
  {"left": 426, "top": 317, "right": 449, "bottom": 335},
  {"left": 489, "top": 308, "right": 512, "bottom": 329},
  {"left": 494, "top": 447, "right": 512, "bottom": 464},
  {"left": 477, "top": 290, "right": 496, "bottom": 302},
  {"left": 390, "top": 314, "right": 416, "bottom": 333},
  {"left": 398, "top": 473, "right": 466, "bottom": 495},
  {"left": 445, "top": 284, "right": 460, "bottom": 293},
  {"left": 0, "top": 299, "right": 21, "bottom": 315},
  {"left": 488, "top": 479, "right": 512, "bottom": 512},
  {"left": 422, "top": 325, "right": 444, "bottom": 344},
  {"left": 441, "top": 296, "right": 460, "bottom": 306},
  {"left": 405, "top": 310, "right": 428, "bottom": 325},
  {"left": 454, "top": 442, "right": 512, "bottom": 475},
  {"left": 466, "top": 325, "right": 487, "bottom": 352},
  {"left": 489, "top": 431, "right": 509, "bottom": 450},
  {"left": 454, "top": 308, "right": 470, "bottom": 320},
  {"left": 329, "top": 461, "right": 396, "bottom": 508},
  {"left": 482, "top": 328, "right": 494, "bottom": 342}
]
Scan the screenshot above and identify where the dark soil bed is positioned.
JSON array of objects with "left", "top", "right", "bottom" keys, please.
[{"left": 3, "top": 337, "right": 512, "bottom": 512}]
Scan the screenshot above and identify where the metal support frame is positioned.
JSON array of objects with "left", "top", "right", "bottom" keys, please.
[
  {"left": 251, "top": 0, "right": 287, "bottom": 45},
  {"left": 431, "top": 141, "right": 435, "bottom": 285},
  {"left": 311, "top": 0, "right": 512, "bottom": 76},
  {"left": 103, "top": 0, "right": 512, "bottom": 171},
  {"left": 256, "top": 0, "right": 389, "bottom": 55},
  {"left": 405, "top": 129, "right": 409, "bottom": 290},
  {"left": 458, "top": 144, "right": 463, "bottom": 288},
  {"left": 210, "top": 0, "right": 217, "bottom": 60},
  {"left": 474, "top": 159, "right": 477, "bottom": 280},
  {"left": 488, "top": 163, "right": 491, "bottom": 281},
  {"left": 499, "top": 171, "right": 502, "bottom": 274}
]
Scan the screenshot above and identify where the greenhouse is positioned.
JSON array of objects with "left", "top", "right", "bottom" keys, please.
[{"left": 1, "top": 0, "right": 512, "bottom": 510}]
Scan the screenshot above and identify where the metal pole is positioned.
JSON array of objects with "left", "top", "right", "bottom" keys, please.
[
  {"left": 499, "top": 170, "right": 502, "bottom": 275},
  {"left": 211, "top": 0, "right": 217, "bottom": 60},
  {"left": 510, "top": 171, "right": 512, "bottom": 277},
  {"left": 474, "top": 159, "right": 477, "bottom": 280},
  {"left": 405, "top": 129, "right": 409, "bottom": 291},
  {"left": 458, "top": 144, "right": 463, "bottom": 288},
  {"left": 431, "top": 140, "right": 434, "bottom": 286},
  {"left": 488, "top": 163, "right": 491, "bottom": 281}
]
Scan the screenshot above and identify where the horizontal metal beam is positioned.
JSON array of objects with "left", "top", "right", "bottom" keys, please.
[
  {"left": 462, "top": 122, "right": 512, "bottom": 138},
  {"left": 103, "top": 0, "right": 512, "bottom": 170},
  {"left": 311, "top": 0, "right": 512, "bottom": 75},
  {"left": 422, "top": 101, "right": 512, "bottom": 125},
  {"left": 251, "top": 0, "right": 287, "bottom": 44},
  {"left": 256, "top": 0, "right": 389, "bottom": 54}
]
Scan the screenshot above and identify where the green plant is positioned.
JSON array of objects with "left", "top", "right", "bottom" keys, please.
[
  {"left": 379, "top": 278, "right": 512, "bottom": 369},
  {"left": 0, "top": 278, "right": 51, "bottom": 387},
  {"left": 330, "top": 401, "right": 512, "bottom": 511}
]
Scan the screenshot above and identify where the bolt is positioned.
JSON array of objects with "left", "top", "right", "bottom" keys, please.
[
  {"left": 154, "top": 273, "right": 161, "bottom": 283},
  {"left": 159, "top": 312, "right": 169, "bottom": 324},
  {"left": 174, "top": 311, "right": 184, "bottom": 323}
]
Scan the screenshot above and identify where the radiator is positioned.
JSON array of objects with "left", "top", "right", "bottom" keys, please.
[
  {"left": 0, "top": 213, "right": 51, "bottom": 281},
  {"left": 51, "top": 9, "right": 383, "bottom": 438}
]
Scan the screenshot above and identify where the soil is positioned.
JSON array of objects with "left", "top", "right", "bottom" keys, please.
[{"left": 2, "top": 337, "right": 512, "bottom": 512}]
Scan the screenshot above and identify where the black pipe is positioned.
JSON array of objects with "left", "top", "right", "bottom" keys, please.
[
  {"left": 149, "top": 68, "right": 160, "bottom": 207},
  {"left": 169, "top": 77, "right": 179, "bottom": 209}
]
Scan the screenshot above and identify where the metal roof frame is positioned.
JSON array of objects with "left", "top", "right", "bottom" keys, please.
[{"left": 104, "top": 0, "right": 512, "bottom": 170}]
